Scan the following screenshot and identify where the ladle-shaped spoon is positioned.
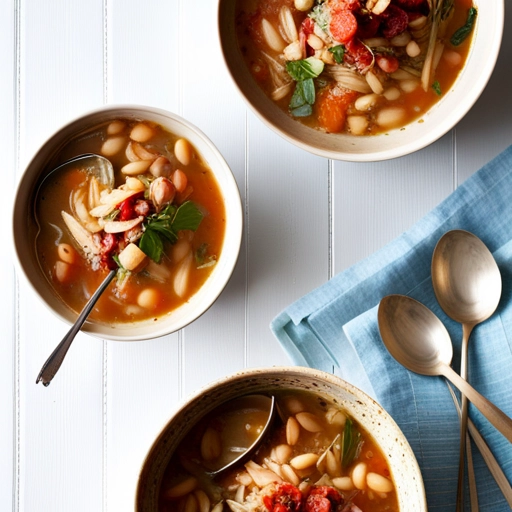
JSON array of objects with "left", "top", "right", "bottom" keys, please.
[
  {"left": 432, "top": 230, "right": 502, "bottom": 511},
  {"left": 197, "top": 395, "right": 277, "bottom": 478},
  {"left": 35, "top": 154, "right": 116, "bottom": 386},
  {"left": 377, "top": 294, "right": 512, "bottom": 443}
]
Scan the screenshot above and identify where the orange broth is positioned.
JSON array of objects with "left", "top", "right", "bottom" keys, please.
[
  {"left": 235, "top": 0, "right": 475, "bottom": 135},
  {"left": 158, "top": 390, "right": 399, "bottom": 511},
  {"left": 35, "top": 119, "right": 226, "bottom": 324}
]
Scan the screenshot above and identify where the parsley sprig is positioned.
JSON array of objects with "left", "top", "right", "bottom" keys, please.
[
  {"left": 342, "top": 417, "right": 363, "bottom": 469},
  {"left": 139, "top": 201, "right": 203, "bottom": 263},
  {"left": 286, "top": 57, "right": 324, "bottom": 117}
]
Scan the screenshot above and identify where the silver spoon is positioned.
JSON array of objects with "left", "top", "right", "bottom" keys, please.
[
  {"left": 34, "top": 154, "right": 116, "bottom": 386},
  {"left": 432, "top": 230, "right": 502, "bottom": 511},
  {"left": 377, "top": 294, "right": 512, "bottom": 443}
]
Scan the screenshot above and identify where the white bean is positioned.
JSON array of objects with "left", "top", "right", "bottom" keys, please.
[
  {"left": 281, "top": 464, "right": 300, "bottom": 486},
  {"left": 54, "top": 260, "right": 72, "bottom": 283},
  {"left": 194, "top": 490, "right": 210, "bottom": 512},
  {"left": 273, "top": 443, "right": 293, "bottom": 464},
  {"left": 352, "top": 462, "right": 368, "bottom": 490},
  {"left": 57, "top": 243, "right": 77, "bottom": 264},
  {"left": 375, "top": 107, "right": 406, "bottom": 129},
  {"left": 366, "top": 472, "right": 394, "bottom": 493},
  {"left": 399, "top": 79, "right": 419, "bottom": 93},
  {"left": 106, "top": 120, "right": 126, "bottom": 135},
  {"left": 121, "top": 159, "right": 152, "bottom": 176},
  {"left": 443, "top": 49, "right": 462, "bottom": 67},
  {"left": 355, "top": 93, "right": 379, "bottom": 112},
  {"left": 383, "top": 87, "right": 401, "bottom": 101},
  {"left": 286, "top": 416, "right": 300, "bottom": 445},
  {"left": 332, "top": 476, "right": 355, "bottom": 491},
  {"left": 172, "top": 169, "right": 188, "bottom": 193},
  {"left": 130, "top": 122, "right": 155, "bottom": 142},
  {"left": 365, "top": 70, "right": 384, "bottom": 95},
  {"left": 290, "top": 453, "right": 320, "bottom": 470},
  {"left": 137, "top": 288, "right": 160, "bottom": 309},
  {"left": 295, "top": 0, "right": 314, "bottom": 11},
  {"left": 295, "top": 412, "right": 323, "bottom": 432},
  {"left": 391, "top": 31, "right": 411, "bottom": 47},
  {"left": 101, "top": 135, "right": 127, "bottom": 157},
  {"left": 201, "top": 426, "right": 222, "bottom": 461},
  {"left": 283, "top": 397, "right": 305, "bottom": 414},
  {"left": 307, "top": 33, "right": 324, "bottom": 50},
  {"left": 406, "top": 40, "right": 421, "bottom": 57},
  {"left": 164, "top": 476, "right": 198, "bottom": 499},
  {"left": 347, "top": 115, "right": 369, "bottom": 136},
  {"left": 174, "top": 138, "right": 193, "bottom": 166}
]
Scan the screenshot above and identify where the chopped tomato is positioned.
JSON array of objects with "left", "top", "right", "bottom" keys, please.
[
  {"left": 329, "top": 9, "right": 358, "bottom": 43},
  {"left": 263, "top": 483, "right": 303, "bottom": 512},
  {"left": 316, "top": 86, "right": 358, "bottom": 133},
  {"left": 355, "top": 11, "right": 381, "bottom": 39},
  {"left": 305, "top": 486, "right": 345, "bottom": 512},
  {"left": 381, "top": 4, "right": 408, "bottom": 38},
  {"left": 344, "top": 39, "right": 374, "bottom": 73}
]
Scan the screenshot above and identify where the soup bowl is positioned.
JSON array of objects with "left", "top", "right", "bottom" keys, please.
[
  {"left": 218, "top": 0, "right": 503, "bottom": 161},
  {"left": 12, "top": 105, "right": 243, "bottom": 341},
  {"left": 136, "top": 366, "right": 427, "bottom": 511}
]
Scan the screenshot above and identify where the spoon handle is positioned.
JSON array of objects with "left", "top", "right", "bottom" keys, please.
[
  {"left": 442, "top": 364, "right": 512, "bottom": 443},
  {"left": 36, "top": 270, "right": 116, "bottom": 386}
]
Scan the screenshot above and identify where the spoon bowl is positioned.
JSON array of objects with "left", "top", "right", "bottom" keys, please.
[
  {"left": 378, "top": 294, "right": 512, "bottom": 443},
  {"left": 34, "top": 154, "right": 116, "bottom": 386}
]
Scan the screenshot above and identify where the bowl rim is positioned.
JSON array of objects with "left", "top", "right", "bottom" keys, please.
[
  {"left": 135, "top": 365, "right": 427, "bottom": 511},
  {"left": 11, "top": 103, "right": 243, "bottom": 341},
  {"left": 217, "top": 0, "right": 505, "bottom": 162}
]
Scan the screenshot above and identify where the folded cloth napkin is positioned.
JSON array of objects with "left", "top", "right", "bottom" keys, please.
[{"left": 271, "top": 145, "right": 512, "bottom": 511}]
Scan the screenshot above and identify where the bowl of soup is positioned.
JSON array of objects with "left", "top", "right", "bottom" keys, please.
[
  {"left": 12, "top": 105, "right": 243, "bottom": 341},
  {"left": 218, "top": 0, "right": 503, "bottom": 161},
  {"left": 136, "top": 366, "right": 427, "bottom": 512}
]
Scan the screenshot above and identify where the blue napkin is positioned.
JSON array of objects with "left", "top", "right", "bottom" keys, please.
[{"left": 271, "top": 145, "right": 512, "bottom": 511}]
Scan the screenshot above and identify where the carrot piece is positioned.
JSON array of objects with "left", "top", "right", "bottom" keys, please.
[
  {"left": 329, "top": 9, "right": 358, "bottom": 43},
  {"left": 316, "top": 87, "right": 358, "bottom": 133}
]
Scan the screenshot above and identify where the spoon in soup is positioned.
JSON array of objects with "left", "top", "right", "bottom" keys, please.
[
  {"left": 377, "top": 294, "right": 512, "bottom": 443},
  {"left": 432, "top": 230, "right": 502, "bottom": 511},
  {"left": 34, "top": 154, "right": 116, "bottom": 386}
]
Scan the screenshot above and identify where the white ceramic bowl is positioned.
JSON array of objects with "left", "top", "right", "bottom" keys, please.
[
  {"left": 136, "top": 366, "right": 427, "bottom": 511},
  {"left": 218, "top": 0, "right": 504, "bottom": 161},
  {"left": 12, "top": 105, "right": 243, "bottom": 341}
]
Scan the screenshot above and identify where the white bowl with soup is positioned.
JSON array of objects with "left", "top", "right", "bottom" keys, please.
[
  {"left": 218, "top": 0, "right": 503, "bottom": 161},
  {"left": 12, "top": 105, "right": 243, "bottom": 341},
  {"left": 136, "top": 366, "right": 427, "bottom": 512}
]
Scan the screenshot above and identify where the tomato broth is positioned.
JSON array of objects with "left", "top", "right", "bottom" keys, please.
[
  {"left": 158, "top": 390, "right": 399, "bottom": 511},
  {"left": 235, "top": 0, "right": 476, "bottom": 135},
  {"left": 35, "top": 118, "right": 226, "bottom": 325}
]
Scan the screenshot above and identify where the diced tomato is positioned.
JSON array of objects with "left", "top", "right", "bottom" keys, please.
[
  {"left": 376, "top": 54, "right": 399, "bottom": 73},
  {"left": 316, "top": 86, "right": 358, "bottom": 133},
  {"left": 329, "top": 0, "right": 361, "bottom": 10},
  {"left": 392, "top": 0, "right": 427, "bottom": 11},
  {"left": 301, "top": 16, "right": 316, "bottom": 36},
  {"left": 380, "top": 4, "right": 408, "bottom": 39},
  {"left": 117, "top": 192, "right": 144, "bottom": 221},
  {"left": 263, "top": 483, "right": 303, "bottom": 512},
  {"left": 100, "top": 233, "right": 119, "bottom": 270},
  {"left": 344, "top": 38, "right": 374, "bottom": 73},
  {"left": 304, "top": 486, "right": 345, "bottom": 512},
  {"left": 329, "top": 9, "right": 358, "bottom": 43}
]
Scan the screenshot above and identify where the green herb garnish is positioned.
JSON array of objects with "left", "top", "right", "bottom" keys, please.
[
  {"left": 342, "top": 417, "right": 362, "bottom": 469},
  {"left": 139, "top": 201, "right": 203, "bottom": 263},
  {"left": 432, "top": 80, "right": 442, "bottom": 96},
  {"left": 450, "top": 7, "right": 477, "bottom": 46},
  {"left": 286, "top": 57, "right": 324, "bottom": 118},
  {"left": 329, "top": 45, "right": 345, "bottom": 64}
]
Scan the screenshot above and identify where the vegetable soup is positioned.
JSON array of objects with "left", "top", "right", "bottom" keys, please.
[
  {"left": 235, "top": 0, "right": 476, "bottom": 134},
  {"left": 35, "top": 118, "right": 226, "bottom": 324},
  {"left": 158, "top": 390, "right": 399, "bottom": 511}
]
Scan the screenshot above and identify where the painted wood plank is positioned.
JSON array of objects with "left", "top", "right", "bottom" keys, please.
[{"left": 15, "top": 2, "right": 105, "bottom": 511}]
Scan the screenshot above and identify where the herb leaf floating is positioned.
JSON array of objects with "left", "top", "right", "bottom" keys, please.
[
  {"left": 451, "top": 7, "right": 477, "bottom": 46},
  {"left": 286, "top": 57, "right": 324, "bottom": 117},
  {"left": 139, "top": 201, "right": 203, "bottom": 263},
  {"left": 329, "top": 45, "right": 345, "bottom": 64},
  {"left": 342, "top": 417, "right": 363, "bottom": 468}
]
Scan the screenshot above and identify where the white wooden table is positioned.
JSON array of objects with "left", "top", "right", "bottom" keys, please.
[{"left": 2, "top": 1, "right": 511, "bottom": 510}]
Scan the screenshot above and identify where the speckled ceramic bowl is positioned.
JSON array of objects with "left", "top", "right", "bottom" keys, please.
[{"left": 136, "top": 366, "right": 426, "bottom": 511}]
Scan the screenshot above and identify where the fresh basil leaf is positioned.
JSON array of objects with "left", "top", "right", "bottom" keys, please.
[
  {"left": 147, "top": 221, "right": 178, "bottom": 244},
  {"left": 172, "top": 201, "right": 204, "bottom": 232},
  {"left": 301, "top": 78, "right": 316, "bottom": 105},
  {"left": 139, "top": 229, "right": 164, "bottom": 263},
  {"left": 290, "top": 84, "right": 307, "bottom": 109},
  {"left": 291, "top": 104, "right": 313, "bottom": 117},
  {"left": 286, "top": 57, "right": 324, "bottom": 81},
  {"left": 450, "top": 7, "right": 477, "bottom": 46},
  {"left": 329, "top": 45, "right": 345, "bottom": 64},
  {"left": 342, "top": 417, "right": 362, "bottom": 468},
  {"left": 432, "top": 80, "right": 442, "bottom": 96}
]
